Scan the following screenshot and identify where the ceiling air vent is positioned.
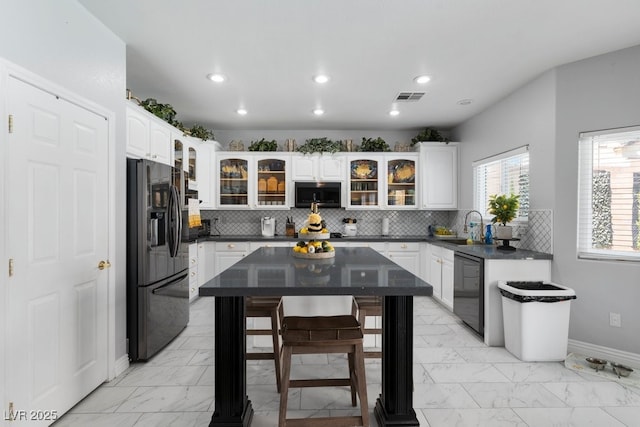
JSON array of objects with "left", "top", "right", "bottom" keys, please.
[{"left": 394, "top": 92, "right": 425, "bottom": 102}]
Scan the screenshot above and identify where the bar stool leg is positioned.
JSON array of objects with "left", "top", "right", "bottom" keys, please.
[{"left": 278, "top": 345, "right": 293, "bottom": 427}]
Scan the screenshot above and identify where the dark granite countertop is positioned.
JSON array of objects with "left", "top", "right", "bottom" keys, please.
[
  {"left": 199, "top": 247, "right": 433, "bottom": 297},
  {"left": 197, "top": 234, "right": 552, "bottom": 260}
]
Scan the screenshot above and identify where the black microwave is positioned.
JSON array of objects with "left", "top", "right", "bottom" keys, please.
[{"left": 294, "top": 182, "right": 342, "bottom": 208}]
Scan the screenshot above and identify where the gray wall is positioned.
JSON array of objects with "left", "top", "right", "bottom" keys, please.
[
  {"left": 451, "top": 70, "right": 557, "bottom": 211},
  {"left": 554, "top": 45, "right": 640, "bottom": 355},
  {"left": 1, "top": 0, "right": 128, "bottom": 364},
  {"left": 453, "top": 45, "right": 640, "bottom": 355}
]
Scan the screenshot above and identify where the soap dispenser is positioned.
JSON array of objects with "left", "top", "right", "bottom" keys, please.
[{"left": 485, "top": 224, "right": 493, "bottom": 244}]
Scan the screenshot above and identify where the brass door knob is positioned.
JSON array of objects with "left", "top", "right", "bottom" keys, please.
[{"left": 98, "top": 260, "right": 111, "bottom": 270}]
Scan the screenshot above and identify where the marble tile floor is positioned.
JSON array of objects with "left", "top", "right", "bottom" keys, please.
[{"left": 54, "top": 296, "right": 640, "bottom": 427}]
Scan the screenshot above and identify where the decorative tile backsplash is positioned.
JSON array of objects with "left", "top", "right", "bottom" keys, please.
[
  {"left": 201, "top": 209, "right": 453, "bottom": 237},
  {"left": 200, "top": 208, "right": 553, "bottom": 254}
]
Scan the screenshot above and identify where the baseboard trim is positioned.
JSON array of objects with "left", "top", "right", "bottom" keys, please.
[
  {"left": 568, "top": 339, "right": 640, "bottom": 369},
  {"left": 113, "top": 354, "right": 130, "bottom": 379}
]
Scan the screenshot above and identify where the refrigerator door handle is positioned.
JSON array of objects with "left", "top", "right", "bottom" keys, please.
[
  {"left": 168, "top": 185, "right": 181, "bottom": 258},
  {"left": 173, "top": 185, "right": 183, "bottom": 253},
  {"left": 151, "top": 272, "right": 188, "bottom": 295}
]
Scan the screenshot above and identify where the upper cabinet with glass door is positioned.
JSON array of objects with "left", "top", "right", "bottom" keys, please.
[
  {"left": 386, "top": 154, "right": 418, "bottom": 209},
  {"left": 218, "top": 155, "right": 249, "bottom": 208},
  {"left": 216, "top": 153, "right": 291, "bottom": 209},
  {"left": 256, "top": 157, "right": 289, "bottom": 209},
  {"left": 347, "top": 157, "right": 381, "bottom": 209}
]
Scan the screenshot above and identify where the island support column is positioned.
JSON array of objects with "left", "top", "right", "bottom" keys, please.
[
  {"left": 374, "top": 295, "right": 419, "bottom": 426},
  {"left": 210, "top": 296, "right": 253, "bottom": 427}
]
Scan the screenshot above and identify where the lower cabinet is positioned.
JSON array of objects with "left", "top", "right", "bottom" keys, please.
[
  {"left": 427, "top": 243, "right": 454, "bottom": 310},
  {"left": 188, "top": 243, "right": 199, "bottom": 302},
  {"left": 387, "top": 242, "right": 421, "bottom": 278},
  {"left": 213, "top": 242, "right": 250, "bottom": 276}
]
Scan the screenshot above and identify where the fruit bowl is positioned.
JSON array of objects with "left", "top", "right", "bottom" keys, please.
[{"left": 292, "top": 250, "right": 335, "bottom": 259}]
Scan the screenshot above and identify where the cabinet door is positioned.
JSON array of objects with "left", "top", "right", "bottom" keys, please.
[
  {"left": 319, "top": 156, "right": 344, "bottom": 180},
  {"left": 197, "top": 143, "right": 213, "bottom": 208},
  {"left": 388, "top": 251, "right": 420, "bottom": 277},
  {"left": 429, "top": 247, "right": 443, "bottom": 300},
  {"left": 149, "top": 121, "right": 172, "bottom": 165},
  {"left": 440, "top": 250, "right": 454, "bottom": 309},
  {"left": 188, "top": 243, "right": 199, "bottom": 302},
  {"left": 213, "top": 242, "right": 250, "bottom": 275},
  {"left": 348, "top": 158, "right": 380, "bottom": 209},
  {"left": 126, "top": 107, "right": 149, "bottom": 159},
  {"left": 256, "top": 157, "right": 289, "bottom": 208},
  {"left": 291, "top": 155, "right": 316, "bottom": 180},
  {"left": 218, "top": 157, "right": 250, "bottom": 208},
  {"left": 386, "top": 155, "right": 417, "bottom": 209},
  {"left": 422, "top": 143, "right": 458, "bottom": 209}
]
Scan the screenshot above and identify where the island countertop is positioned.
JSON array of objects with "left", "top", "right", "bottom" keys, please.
[{"left": 199, "top": 246, "right": 433, "bottom": 297}]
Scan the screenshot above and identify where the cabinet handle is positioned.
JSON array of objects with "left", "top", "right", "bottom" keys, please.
[
  {"left": 191, "top": 271, "right": 196, "bottom": 277},
  {"left": 191, "top": 258, "right": 196, "bottom": 263},
  {"left": 228, "top": 244, "right": 235, "bottom": 249},
  {"left": 401, "top": 244, "right": 407, "bottom": 249}
]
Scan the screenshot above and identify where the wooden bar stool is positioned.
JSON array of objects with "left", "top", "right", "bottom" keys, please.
[
  {"left": 278, "top": 307, "right": 369, "bottom": 427},
  {"left": 354, "top": 296, "right": 383, "bottom": 359},
  {"left": 245, "top": 296, "right": 283, "bottom": 392}
]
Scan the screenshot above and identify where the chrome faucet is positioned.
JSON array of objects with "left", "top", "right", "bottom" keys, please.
[{"left": 464, "top": 210, "right": 484, "bottom": 242}]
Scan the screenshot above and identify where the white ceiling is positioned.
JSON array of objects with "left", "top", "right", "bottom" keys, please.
[{"left": 79, "top": 0, "right": 640, "bottom": 132}]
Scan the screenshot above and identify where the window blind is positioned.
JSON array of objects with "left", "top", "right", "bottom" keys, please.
[
  {"left": 473, "top": 146, "right": 529, "bottom": 219},
  {"left": 577, "top": 126, "right": 640, "bottom": 261}
]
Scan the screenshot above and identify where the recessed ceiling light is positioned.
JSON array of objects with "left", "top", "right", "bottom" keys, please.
[
  {"left": 207, "top": 73, "right": 226, "bottom": 83},
  {"left": 414, "top": 75, "right": 431, "bottom": 84},
  {"left": 457, "top": 98, "right": 473, "bottom": 105},
  {"left": 236, "top": 108, "right": 248, "bottom": 115},
  {"left": 389, "top": 110, "right": 400, "bottom": 116},
  {"left": 313, "top": 75, "right": 330, "bottom": 84},
  {"left": 313, "top": 108, "right": 324, "bottom": 116}
]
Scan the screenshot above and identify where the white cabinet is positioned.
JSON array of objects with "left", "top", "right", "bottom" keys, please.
[
  {"left": 188, "top": 243, "right": 199, "bottom": 302},
  {"left": 216, "top": 153, "right": 291, "bottom": 209},
  {"left": 427, "top": 243, "right": 454, "bottom": 310},
  {"left": 441, "top": 249, "right": 454, "bottom": 308},
  {"left": 387, "top": 242, "right": 421, "bottom": 277},
  {"left": 420, "top": 142, "right": 458, "bottom": 209},
  {"left": 197, "top": 241, "right": 216, "bottom": 287},
  {"left": 291, "top": 153, "right": 345, "bottom": 181},
  {"left": 126, "top": 104, "right": 172, "bottom": 166},
  {"left": 346, "top": 154, "right": 419, "bottom": 210},
  {"left": 385, "top": 154, "right": 419, "bottom": 209},
  {"left": 196, "top": 143, "right": 214, "bottom": 208},
  {"left": 213, "top": 242, "right": 251, "bottom": 276}
]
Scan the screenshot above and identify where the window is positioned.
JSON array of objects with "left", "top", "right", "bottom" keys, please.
[
  {"left": 578, "top": 126, "right": 640, "bottom": 261},
  {"left": 473, "top": 146, "right": 529, "bottom": 221}
]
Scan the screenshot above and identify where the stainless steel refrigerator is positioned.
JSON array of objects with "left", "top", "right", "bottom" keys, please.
[{"left": 126, "top": 158, "right": 189, "bottom": 361}]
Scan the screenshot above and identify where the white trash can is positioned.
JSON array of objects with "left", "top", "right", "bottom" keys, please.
[{"left": 498, "top": 281, "right": 576, "bottom": 362}]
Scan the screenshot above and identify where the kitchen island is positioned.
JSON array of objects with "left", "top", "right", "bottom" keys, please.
[{"left": 199, "top": 246, "right": 433, "bottom": 427}]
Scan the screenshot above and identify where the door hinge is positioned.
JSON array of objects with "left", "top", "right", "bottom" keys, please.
[
  {"left": 8, "top": 114, "right": 14, "bottom": 133},
  {"left": 9, "top": 258, "right": 14, "bottom": 277}
]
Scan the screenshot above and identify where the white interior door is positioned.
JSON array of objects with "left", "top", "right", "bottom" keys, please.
[{"left": 5, "top": 76, "right": 109, "bottom": 425}]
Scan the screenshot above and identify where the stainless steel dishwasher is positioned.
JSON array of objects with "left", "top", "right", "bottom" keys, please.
[{"left": 453, "top": 253, "right": 484, "bottom": 336}]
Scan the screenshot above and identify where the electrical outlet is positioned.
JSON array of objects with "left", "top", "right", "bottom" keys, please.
[{"left": 609, "top": 312, "right": 621, "bottom": 327}]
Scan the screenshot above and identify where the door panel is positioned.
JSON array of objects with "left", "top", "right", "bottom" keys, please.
[{"left": 6, "top": 76, "right": 109, "bottom": 424}]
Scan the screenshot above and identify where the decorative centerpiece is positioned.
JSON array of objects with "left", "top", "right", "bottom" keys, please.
[
  {"left": 293, "top": 203, "right": 334, "bottom": 258},
  {"left": 488, "top": 193, "right": 520, "bottom": 240}
]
